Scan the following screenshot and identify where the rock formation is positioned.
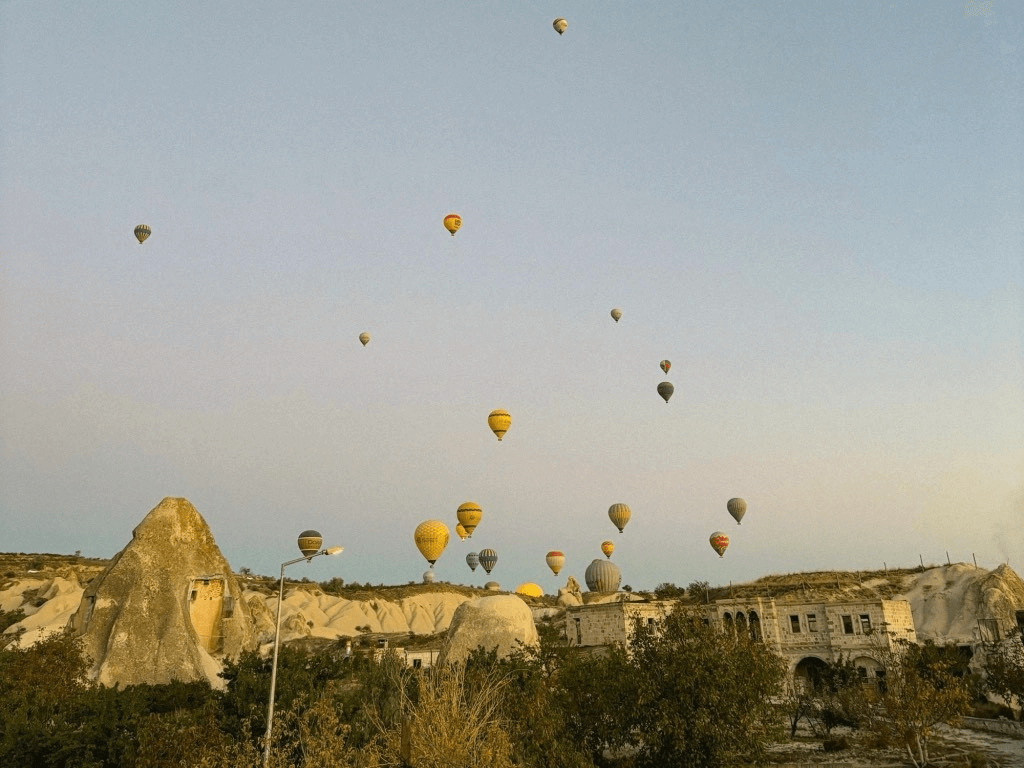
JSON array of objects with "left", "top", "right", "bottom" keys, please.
[
  {"left": 68, "top": 497, "right": 256, "bottom": 688},
  {"left": 558, "top": 575, "right": 583, "bottom": 606},
  {"left": 437, "top": 594, "right": 539, "bottom": 666}
]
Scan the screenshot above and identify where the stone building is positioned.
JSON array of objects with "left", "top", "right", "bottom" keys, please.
[{"left": 564, "top": 595, "right": 917, "bottom": 689}]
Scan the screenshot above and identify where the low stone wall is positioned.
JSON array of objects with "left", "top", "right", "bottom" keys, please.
[{"left": 961, "top": 717, "right": 1024, "bottom": 738}]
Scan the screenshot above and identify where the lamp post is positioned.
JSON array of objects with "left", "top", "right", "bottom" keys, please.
[{"left": 263, "top": 530, "right": 343, "bottom": 768}]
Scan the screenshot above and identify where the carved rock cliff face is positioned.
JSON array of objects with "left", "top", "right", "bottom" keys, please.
[{"left": 69, "top": 497, "right": 256, "bottom": 688}]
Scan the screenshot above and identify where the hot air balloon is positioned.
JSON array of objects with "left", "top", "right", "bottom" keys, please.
[
  {"left": 297, "top": 530, "right": 323, "bottom": 559},
  {"left": 134, "top": 224, "right": 151, "bottom": 244},
  {"left": 457, "top": 501, "right": 482, "bottom": 537},
  {"left": 516, "top": 582, "right": 543, "bottom": 597},
  {"left": 657, "top": 381, "right": 674, "bottom": 403},
  {"left": 478, "top": 548, "right": 498, "bottom": 575},
  {"left": 608, "top": 503, "right": 631, "bottom": 533},
  {"left": 488, "top": 409, "right": 511, "bottom": 441},
  {"left": 709, "top": 531, "right": 730, "bottom": 558},
  {"left": 484, "top": 581, "right": 500, "bottom": 591},
  {"left": 601, "top": 540, "right": 615, "bottom": 559},
  {"left": 414, "top": 520, "right": 450, "bottom": 567},
  {"left": 552, "top": 17, "right": 567, "bottom": 35},
  {"left": 443, "top": 213, "right": 462, "bottom": 236},
  {"left": 466, "top": 551, "right": 480, "bottom": 572},
  {"left": 727, "top": 498, "right": 747, "bottom": 525},
  {"left": 660, "top": 360, "right": 671, "bottom": 374},
  {"left": 585, "top": 559, "right": 621, "bottom": 592},
  {"left": 610, "top": 308, "right": 623, "bottom": 322},
  {"left": 455, "top": 522, "right": 468, "bottom": 541},
  {"left": 359, "top": 332, "right": 370, "bottom": 346},
  {"left": 545, "top": 550, "right": 565, "bottom": 576},
  {"left": 423, "top": 569, "right": 435, "bottom": 584}
]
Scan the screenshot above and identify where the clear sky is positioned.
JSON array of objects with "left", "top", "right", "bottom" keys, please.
[{"left": 1, "top": 2, "right": 1021, "bottom": 592}]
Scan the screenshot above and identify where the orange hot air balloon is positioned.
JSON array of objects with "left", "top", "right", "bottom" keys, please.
[
  {"left": 443, "top": 213, "right": 462, "bottom": 236},
  {"left": 709, "top": 531, "right": 730, "bottom": 558},
  {"left": 545, "top": 550, "right": 565, "bottom": 576},
  {"left": 414, "top": 520, "right": 450, "bottom": 567},
  {"left": 488, "top": 409, "right": 511, "bottom": 441},
  {"left": 457, "top": 501, "right": 482, "bottom": 537},
  {"left": 601, "top": 540, "right": 615, "bottom": 559}
]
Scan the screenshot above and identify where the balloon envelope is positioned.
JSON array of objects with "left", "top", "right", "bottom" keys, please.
[
  {"left": 297, "top": 530, "right": 323, "bottom": 558},
  {"left": 657, "top": 381, "right": 674, "bottom": 403},
  {"left": 478, "top": 548, "right": 498, "bottom": 574},
  {"left": 456, "top": 501, "right": 482, "bottom": 537},
  {"left": 608, "top": 503, "right": 631, "bottom": 533},
  {"left": 134, "top": 224, "right": 151, "bottom": 244},
  {"left": 610, "top": 308, "right": 623, "bottom": 322},
  {"left": 516, "top": 582, "right": 543, "bottom": 598},
  {"left": 414, "top": 520, "right": 450, "bottom": 566},
  {"left": 601, "top": 540, "right": 615, "bottom": 559},
  {"left": 455, "top": 522, "right": 468, "bottom": 541},
  {"left": 443, "top": 213, "right": 462, "bottom": 235},
  {"left": 660, "top": 360, "right": 671, "bottom": 374},
  {"left": 359, "top": 332, "right": 370, "bottom": 346},
  {"left": 553, "top": 17, "right": 567, "bottom": 34},
  {"left": 488, "top": 409, "right": 511, "bottom": 441},
  {"left": 727, "top": 498, "right": 747, "bottom": 525},
  {"left": 585, "top": 559, "right": 622, "bottom": 592},
  {"left": 466, "top": 551, "right": 480, "bottom": 572},
  {"left": 709, "top": 531, "right": 730, "bottom": 558},
  {"left": 546, "top": 550, "right": 565, "bottom": 576}
]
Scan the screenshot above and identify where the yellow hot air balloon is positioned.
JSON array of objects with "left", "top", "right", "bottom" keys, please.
[
  {"left": 545, "top": 550, "right": 565, "bottom": 576},
  {"left": 414, "top": 520, "right": 450, "bottom": 567},
  {"left": 457, "top": 501, "right": 483, "bottom": 537},
  {"left": 601, "top": 540, "right": 615, "bottom": 559},
  {"left": 455, "top": 522, "right": 468, "bottom": 541},
  {"left": 359, "top": 332, "right": 370, "bottom": 346},
  {"left": 443, "top": 213, "right": 462, "bottom": 236},
  {"left": 516, "top": 582, "right": 543, "bottom": 598},
  {"left": 610, "top": 308, "right": 623, "bottom": 322},
  {"left": 134, "top": 224, "right": 151, "bottom": 244},
  {"left": 709, "top": 531, "right": 730, "bottom": 558},
  {"left": 553, "top": 17, "right": 568, "bottom": 35},
  {"left": 488, "top": 409, "right": 511, "bottom": 441},
  {"left": 608, "top": 502, "right": 631, "bottom": 533}
]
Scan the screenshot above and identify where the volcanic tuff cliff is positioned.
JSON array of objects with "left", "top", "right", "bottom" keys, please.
[{"left": 67, "top": 497, "right": 256, "bottom": 688}]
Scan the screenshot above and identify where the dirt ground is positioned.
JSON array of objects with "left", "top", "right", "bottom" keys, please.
[{"left": 764, "top": 721, "right": 1024, "bottom": 767}]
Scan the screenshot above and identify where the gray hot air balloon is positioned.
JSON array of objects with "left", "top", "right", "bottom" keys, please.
[
  {"left": 727, "top": 498, "right": 747, "bottom": 525},
  {"left": 297, "top": 530, "right": 323, "bottom": 558},
  {"left": 478, "top": 548, "right": 498, "bottom": 575},
  {"left": 584, "top": 558, "right": 622, "bottom": 593},
  {"left": 466, "top": 551, "right": 480, "bottom": 572},
  {"left": 422, "top": 569, "right": 435, "bottom": 584},
  {"left": 657, "top": 381, "right": 674, "bottom": 403}
]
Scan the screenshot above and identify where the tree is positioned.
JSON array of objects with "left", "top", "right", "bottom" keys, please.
[
  {"left": 867, "top": 639, "right": 971, "bottom": 768},
  {"left": 982, "top": 628, "right": 1024, "bottom": 720}
]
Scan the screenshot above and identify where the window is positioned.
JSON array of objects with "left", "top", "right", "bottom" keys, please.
[
  {"left": 790, "top": 615, "right": 801, "bottom": 633},
  {"left": 842, "top": 615, "right": 854, "bottom": 634},
  {"left": 859, "top": 614, "right": 872, "bottom": 633},
  {"left": 574, "top": 618, "right": 582, "bottom": 645},
  {"left": 412, "top": 658, "right": 422, "bottom": 669},
  {"left": 806, "top": 613, "right": 817, "bottom": 632}
]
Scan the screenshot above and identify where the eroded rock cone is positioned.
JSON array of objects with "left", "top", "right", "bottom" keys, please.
[
  {"left": 437, "top": 594, "right": 538, "bottom": 666},
  {"left": 69, "top": 497, "right": 256, "bottom": 687}
]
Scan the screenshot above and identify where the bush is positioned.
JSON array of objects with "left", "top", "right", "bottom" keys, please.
[{"left": 823, "top": 734, "right": 850, "bottom": 752}]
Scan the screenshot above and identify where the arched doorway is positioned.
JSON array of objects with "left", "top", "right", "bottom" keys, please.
[{"left": 794, "top": 656, "right": 829, "bottom": 692}]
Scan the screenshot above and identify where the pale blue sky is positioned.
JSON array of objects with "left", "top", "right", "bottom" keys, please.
[{"left": 2, "top": 2, "right": 1021, "bottom": 591}]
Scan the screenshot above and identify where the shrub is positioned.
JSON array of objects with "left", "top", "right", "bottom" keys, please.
[{"left": 823, "top": 734, "right": 850, "bottom": 752}]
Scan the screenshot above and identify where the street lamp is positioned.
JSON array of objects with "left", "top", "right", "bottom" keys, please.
[{"left": 263, "top": 530, "right": 343, "bottom": 768}]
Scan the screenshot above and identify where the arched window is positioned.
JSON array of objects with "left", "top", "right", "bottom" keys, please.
[{"left": 748, "top": 610, "right": 762, "bottom": 641}]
